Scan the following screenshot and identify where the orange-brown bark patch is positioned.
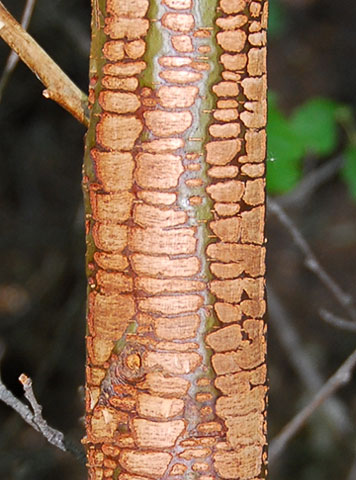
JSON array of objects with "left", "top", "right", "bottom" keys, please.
[
  {"left": 119, "top": 451, "right": 172, "bottom": 478},
  {"left": 206, "top": 140, "right": 241, "bottom": 165},
  {"left": 133, "top": 204, "right": 187, "bottom": 228},
  {"left": 104, "top": 17, "right": 149, "bottom": 40},
  {"left": 96, "top": 114, "right": 143, "bottom": 151},
  {"left": 102, "top": 76, "right": 139, "bottom": 91},
  {"left": 240, "top": 206, "right": 265, "bottom": 244},
  {"left": 211, "top": 351, "right": 241, "bottom": 375},
  {"left": 140, "top": 372, "right": 190, "bottom": 398},
  {"left": 92, "top": 150, "right": 134, "bottom": 192},
  {"left": 159, "top": 69, "right": 202, "bottom": 84},
  {"left": 135, "top": 153, "right": 184, "bottom": 189},
  {"left": 214, "top": 446, "right": 262, "bottom": 479},
  {"left": 220, "top": 0, "right": 246, "bottom": 14},
  {"left": 216, "top": 386, "right": 266, "bottom": 418},
  {"left": 220, "top": 53, "right": 247, "bottom": 71},
  {"left": 157, "top": 86, "right": 199, "bottom": 109},
  {"left": 133, "top": 419, "right": 185, "bottom": 448},
  {"left": 170, "top": 464, "right": 187, "bottom": 475},
  {"left": 125, "top": 39, "right": 146, "bottom": 59},
  {"left": 138, "top": 294, "right": 203, "bottom": 315},
  {"left": 197, "top": 421, "right": 223, "bottom": 434},
  {"left": 132, "top": 254, "right": 200, "bottom": 277},
  {"left": 171, "top": 35, "right": 194, "bottom": 52},
  {"left": 210, "top": 217, "right": 241, "bottom": 242},
  {"left": 154, "top": 314, "right": 200, "bottom": 340},
  {"left": 103, "top": 40, "right": 124, "bottom": 61},
  {"left": 212, "top": 81, "right": 239, "bottom": 97},
  {"left": 89, "top": 293, "right": 135, "bottom": 339},
  {"left": 89, "top": 406, "right": 128, "bottom": 443},
  {"left": 208, "top": 166, "right": 238, "bottom": 178},
  {"left": 145, "top": 351, "right": 202, "bottom": 374},
  {"left": 215, "top": 302, "right": 241, "bottom": 323},
  {"left": 87, "top": 337, "right": 115, "bottom": 366},
  {"left": 97, "top": 271, "right": 133, "bottom": 294},
  {"left": 144, "top": 110, "right": 192, "bottom": 137},
  {"left": 130, "top": 227, "right": 196, "bottom": 255},
  {"left": 241, "top": 76, "right": 266, "bottom": 101},
  {"left": 243, "top": 179, "right": 265, "bottom": 205},
  {"left": 206, "top": 324, "right": 242, "bottom": 352},
  {"left": 248, "top": 31, "right": 267, "bottom": 47},
  {"left": 92, "top": 223, "right": 128, "bottom": 252},
  {"left": 141, "top": 137, "right": 184, "bottom": 153},
  {"left": 103, "top": 61, "right": 147, "bottom": 77},
  {"left": 247, "top": 47, "right": 267, "bottom": 76},
  {"left": 99, "top": 91, "right": 140, "bottom": 114},
  {"left": 209, "top": 123, "right": 240, "bottom": 139},
  {"left": 216, "top": 15, "right": 247, "bottom": 30},
  {"left": 213, "top": 108, "right": 239, "bottom": 122},
  {"left": 179, "top": 448, "right": 211, "bottom": 460},
  {"left": 163, "top": 0, "right": 192, "bottom": 8},
  {"left": 214, "top": 203, "right": 240, "bottom": 216},
  {"left": 240, "top": 130, "right": 266, "bottom": 163},
  {"left": 207, "top": 243, "right": 264, "bottom": 277},
  {"left": 137, "top": 191, "right": 177, "bottom": 206},
  {"left": 107, "top": 0, "right": 149, "bottom": 17},
  {"left": 240, "top": 100, "right": 267, "bottom": 129},
  {"left": 207, "top": 180, "right": 244, "bottom": 203},
  {"left": 158, "top": 56, "right": 192, "bottom": 68},
  {"left": 136, "top": 277, "right": 205, "bottom": 294},
  {"left": 217, "top": 30, "right": 246, "bottom": 53},
  {"left": 241, "top": 299, "right": 266, "bottom": 318},
  {"left": 210, "top": 262, "right": 249, "bottom": 279},
  {"left": 91, "top": 191, "right": 133, "bottom": 223},
  {"left": 162, "top": 13, "right": 195, "bottom": 33},
  {"left": 241, "top": 163, "right": 265, "bottom": 178},
  {"left": 137, "top": 393, "right": 184, "bottom": 419},
  {"left": 217, "top": 99, "right": 239, "bottom": 109}
]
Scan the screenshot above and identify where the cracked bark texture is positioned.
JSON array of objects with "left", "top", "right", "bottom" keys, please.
[{"left": 83, "top": 0, "right": 268, "bottom": 479}]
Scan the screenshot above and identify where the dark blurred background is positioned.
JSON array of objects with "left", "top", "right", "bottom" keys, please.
[{"left": 0, "top": 0, "right": 355, "bottom": 479}]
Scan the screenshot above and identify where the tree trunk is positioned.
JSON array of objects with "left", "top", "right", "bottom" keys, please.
[{"left": 83, "top": 1, "right": 268, "bottom": 479}]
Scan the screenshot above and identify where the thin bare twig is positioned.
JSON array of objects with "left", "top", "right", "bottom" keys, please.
[
  {"left": 0, "top": 1, "right": 89, "bottom": 126},
  {"left": 278, "top": 155, "right": 344, "bottom": 208},
  {"left": 269, "top": 347, "right": 356, "bottom": 464},
  {"left": 268, "top": 198, "right": 356, "bottom": 322},
  {"left": 19, "top": 373, "right": 66, "bottom": 451},
  {"left": 0, "top": 0, "right": 37, "bottom": 99},
  {"left": 320, "top": 308, "right": 356, "bottom": 332},
  {"left": 268, "top": 287, "right": 351, "bottom": 435},
  {"left": 0, "top": 352, "right": 85, "bottom": 462}
]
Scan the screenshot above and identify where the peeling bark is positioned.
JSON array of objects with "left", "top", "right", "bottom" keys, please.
[{"left": 83, "top": 0, "right": 268, "bottom": 479}]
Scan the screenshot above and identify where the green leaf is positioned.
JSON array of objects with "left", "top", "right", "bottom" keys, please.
[
  {"left": 341, "top": 145, "right": 356, "bottom": 200},
  {"left": 267, "top": 96, "right": 304, "bottom": 194},
  {"left": 290, "top": 98, "right": 340, "bottom": 156}
]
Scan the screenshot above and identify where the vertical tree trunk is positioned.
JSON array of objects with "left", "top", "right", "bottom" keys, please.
[{"left": 83, "top": 1, "right": 268, "bottom": 479}]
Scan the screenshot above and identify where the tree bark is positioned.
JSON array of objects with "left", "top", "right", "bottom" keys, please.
[{"left": 83, "top": 1, "right": 268, "bottom": 479}]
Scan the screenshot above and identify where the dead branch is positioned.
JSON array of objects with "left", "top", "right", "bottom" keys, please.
[
  {"left": 0, "top": 1, "right": 89, "bottom": 126},
  {"left": 269, "top": 347, "right": 356, "bottom": 464}
]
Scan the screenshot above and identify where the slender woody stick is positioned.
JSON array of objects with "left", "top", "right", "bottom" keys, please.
[
  {"left": 269, "top": 348, "right": 356, "bottom": 464},
  {"left": 0, "top": 1, "right": 89, "bottom": 126}
]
